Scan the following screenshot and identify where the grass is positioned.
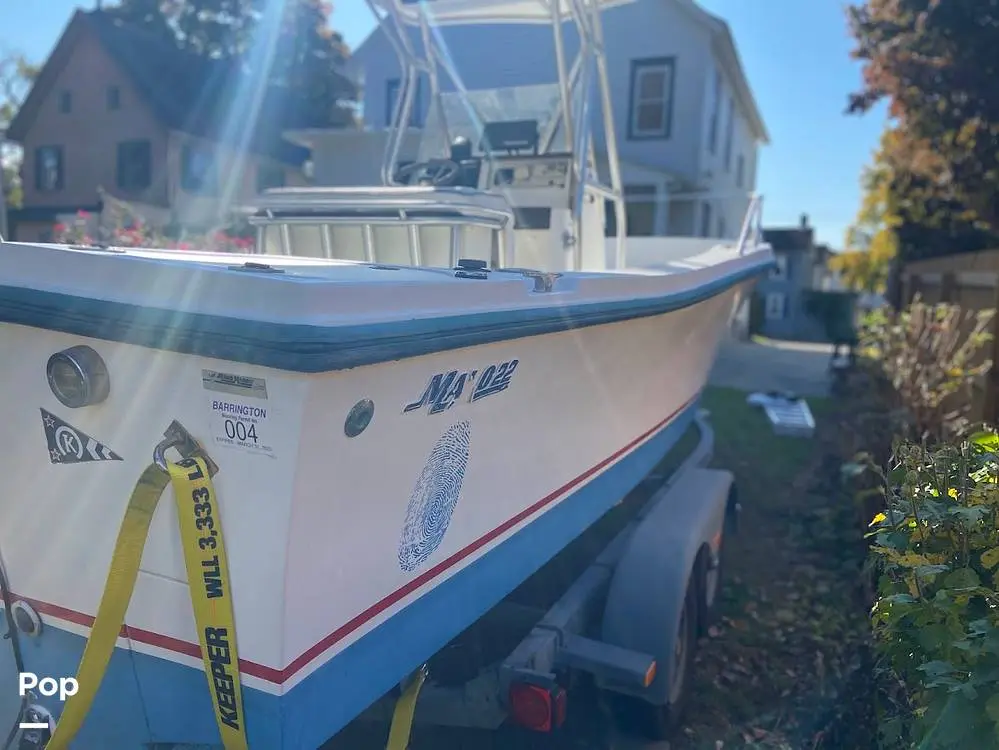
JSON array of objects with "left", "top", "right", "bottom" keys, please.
[
  {"left": 674, "top": 387, "right": 873, "bottom": 749},
  {"left": 701, "top": 386, "right": 836, "bottom": 483}
]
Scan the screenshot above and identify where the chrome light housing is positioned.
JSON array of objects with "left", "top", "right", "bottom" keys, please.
[{"left": 46, "top": 345, "right": 110, "bottom": 408}]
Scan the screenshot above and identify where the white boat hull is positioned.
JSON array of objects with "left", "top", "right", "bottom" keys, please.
[{"left": 0, "top": 241, "right": 766, "bottom": 747}]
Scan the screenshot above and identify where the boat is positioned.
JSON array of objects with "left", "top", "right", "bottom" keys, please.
[{"left": 0, "top": 0, "right": 773, "bottom": 747}]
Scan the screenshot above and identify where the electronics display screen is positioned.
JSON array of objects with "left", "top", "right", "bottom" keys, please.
[{"left": 489, "top": 157, "right": 571, "bottom": 190}]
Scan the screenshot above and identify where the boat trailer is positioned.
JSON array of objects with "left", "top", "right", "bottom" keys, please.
[{"left": 360, "top": 408, "right": 739, "bottom": 744}]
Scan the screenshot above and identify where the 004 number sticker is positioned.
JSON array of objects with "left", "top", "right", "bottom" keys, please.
[{"left": 207, "top": 398, "right": 276, "bottom": 459}]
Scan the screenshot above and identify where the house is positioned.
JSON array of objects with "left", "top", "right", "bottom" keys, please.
[
  {"left": 5, "top": 9, "right": 310, "bottom": 242},
  {"left": 754, "top": 215, "right": 839, "bottom": 341},
  {"left": 291, "top": 0, "right": 769, "bottom": 240}
]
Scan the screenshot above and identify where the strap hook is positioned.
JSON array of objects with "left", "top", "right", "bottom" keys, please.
[{"left": 152, "top": 420, "right": 219, "bottom": 477}]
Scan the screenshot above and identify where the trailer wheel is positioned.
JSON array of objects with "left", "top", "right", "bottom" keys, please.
[{"left": 608, "top": 576, "right": 698, "bottom": 741}]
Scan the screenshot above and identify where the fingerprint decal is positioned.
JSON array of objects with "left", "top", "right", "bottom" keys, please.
[{"left": 398, "top": 420, "right": 472, "bottom": 573}]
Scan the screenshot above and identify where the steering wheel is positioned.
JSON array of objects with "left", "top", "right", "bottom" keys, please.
[{"left": 395, "top": 158, "right": 460, "bottom": 187}]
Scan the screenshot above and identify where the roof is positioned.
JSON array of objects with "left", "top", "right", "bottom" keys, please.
[
  {"left": 763, "top": 227, "right": 814, "bottom": 252},
  {"left": 673, "top": 0, "right": 769, "bottom": 144},
  {"left": 7, "top": 10, "right": 310, "bottom": 166}
]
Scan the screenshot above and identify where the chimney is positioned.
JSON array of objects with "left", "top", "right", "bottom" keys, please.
[{"left": 800, "top": 213, "right": 809, "bottom": 228}]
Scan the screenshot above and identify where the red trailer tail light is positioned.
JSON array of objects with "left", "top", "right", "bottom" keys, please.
[{"left": 508, "top": 681, "right": 567, "bottom": 732}]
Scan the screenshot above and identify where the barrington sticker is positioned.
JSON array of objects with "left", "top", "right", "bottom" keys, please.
[{"left": 207, "top": 397, "right": 276, "bottom": 459}]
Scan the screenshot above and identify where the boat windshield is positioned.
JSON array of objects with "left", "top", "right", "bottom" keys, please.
[{"left": 415, "top": 83, "right": 569, "bottom": 162}]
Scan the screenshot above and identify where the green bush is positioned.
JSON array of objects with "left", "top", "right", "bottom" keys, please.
[
  {"left": 859, "top": 300, "right": 994, "bottom": 444},
  {"left": 841, "top": 300, "right": 999, "bottom": 747},
  {"left": 866, "top": 433, "right": 999, "bottom": 748}
]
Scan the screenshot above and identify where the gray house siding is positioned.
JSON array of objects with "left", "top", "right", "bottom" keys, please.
[
  {"left": 351, "top": 0, "right": 716, "bottom": 183},
  {"left": 754, "top": 223, "right": 829, "bottom": 341}
]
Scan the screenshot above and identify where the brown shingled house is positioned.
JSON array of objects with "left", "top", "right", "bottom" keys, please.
[{"left": 6, "top": 8, "right": 311, "bottom": 241}]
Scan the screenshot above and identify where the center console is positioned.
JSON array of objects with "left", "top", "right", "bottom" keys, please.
[{"left": 478, "top": 154, "right": 574, "bottom": 209}]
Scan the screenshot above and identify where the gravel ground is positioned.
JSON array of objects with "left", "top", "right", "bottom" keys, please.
[{"left": 709, "top": 338, "right": 834, "bottom": 398}]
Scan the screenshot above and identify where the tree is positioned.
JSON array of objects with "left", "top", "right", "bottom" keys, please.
[
  {"left": 111, "top": 0, "right": 257, "bottom": 58},
  {"left": 0, "top": 51, "right": 39, "bottom": 210},
  {"left": 830, "top": 248, "right": 891, "bottom": 294},
  {"left": 266, "top": 0, "right": 357, "bottom": 127},
  {"left": 109, "top": 0, "right": 357, "bottom": 127},
  {"left": 847, "top": 0, "right": 999, "bottom": 234},
  {"left": 835, "top": 128, "right": 899, "bottom": 293}
]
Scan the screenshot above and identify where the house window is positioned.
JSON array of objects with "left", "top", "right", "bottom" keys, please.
[
  {"left": 736, "top": 155, "right": 745, "bottom": 188},
  {"left": 723, "top": 96, "right": 734, "bottom": 170},
  {"left": 708, "top": 70, "right": 721, "bottom": 154},
  {"left": 699, "top": 202, "right": 712, "bottom": 238},
  {"left": 717, "top": 215, "right": 727, "bottom": 239},
  {"left": 765, "top": 292, "right": 787, "bottom": 321},
  {"left": 386, "top": 77, "right": 424, "bottom": 128},
  {"left": 770, "top": 253, "right": 788, "bottom": 280},
  {"left": 35, "top": 146, "right": 64, "bottom": 192},
  {"left": 116, "top": 140, "right": 152, "bottom": 191},
  {"left": 107, "top": 86, "right": 121, "bottom": 111},
  {"left": 627, "top": 57, "right": 675, "bottom": 139},
  {"left": 180, "top": 143, "right": 218, "bottom": 194},
  {"left": 625, "top": 185, "right": 657, "bottom": 236},
  {"left": 605, "top": 185, "right": 657, "bottom": 237},
  {"left": 256, "top": 163, "right": 286, "bottom": 193},
  {"left": 58, "top": 90, "right": 72, "bottom": 114}
]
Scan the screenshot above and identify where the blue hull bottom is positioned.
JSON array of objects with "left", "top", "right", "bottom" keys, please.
[{"left": 2, "top": 398, "right": 699, "bottom": 748}]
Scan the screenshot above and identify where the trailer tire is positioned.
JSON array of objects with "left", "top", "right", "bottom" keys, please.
[{"left": 607, "top": 575, "right": 698, "bottom": 741}]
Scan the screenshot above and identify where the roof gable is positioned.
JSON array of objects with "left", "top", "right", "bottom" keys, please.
[
  {"left": 6, "top": 10, "right": 87, "bottom": 142},
  {"left": 672, "top": 0, "right": 768, "bottom": 144},
  {"left": 8, "top": 10, "right": 309, "bottom": 166}
]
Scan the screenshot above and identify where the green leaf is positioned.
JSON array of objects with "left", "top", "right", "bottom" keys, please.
[
  {"left": 971, "top": 432, "right": 999, "bottom": 452},
  {"left": 918, "top": 624, "right": 954, "bottom": 652},
  {"left": 981, "top": 548, "right": 999, "bottom": 569},
  {"left": 943, "top": 568, "right": 981, "bottom": 590},
  {"left": 917, "top": 690, "right": 984, "bottom": 749},
  {"left": 920, "top": 660, "right": 957, "bottom": 678},
  {"left": 986, "top": 693, "right": 999, "bottom": 722},
  {"left": 914, "top": 563, "right": 950, "bottom": 580}
]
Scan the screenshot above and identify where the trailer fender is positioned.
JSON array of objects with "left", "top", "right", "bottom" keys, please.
[{"left": 598, "top": 467, "right": 734, "bottom": 706}]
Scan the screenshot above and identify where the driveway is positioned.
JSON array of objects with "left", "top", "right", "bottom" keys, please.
[{"left": 709, "top": 338, "right": 833, "bottom": 398}]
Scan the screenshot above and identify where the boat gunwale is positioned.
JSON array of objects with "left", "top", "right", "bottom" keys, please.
[{"left": 0, "top": 259, "right": 771, "bottom": 373}]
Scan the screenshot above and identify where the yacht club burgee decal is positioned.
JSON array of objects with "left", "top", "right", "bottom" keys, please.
[
  {"left": 398, "top": 420, "right": 472, "bottom": 573},
  {"left": 40, "top": 408, "right": 123, "bottom": 464}
]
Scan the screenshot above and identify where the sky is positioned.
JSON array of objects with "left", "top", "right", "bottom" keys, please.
[{"left": 4, "top": 0, "right": 887, "bottom": 248}]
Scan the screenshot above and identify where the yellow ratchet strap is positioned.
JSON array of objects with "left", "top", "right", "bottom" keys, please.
[
  {"left": 385, "top": 664, "right": 427, "bottom": 750},
  {"left": 45, "top": 455, "right": 248, "bottom": 750}
]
